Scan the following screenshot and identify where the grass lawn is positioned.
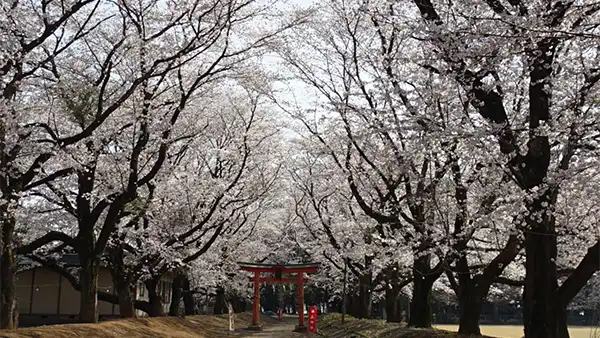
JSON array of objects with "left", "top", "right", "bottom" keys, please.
[{"left": 435, "top": 324, "right": 600, "bottom": 338}]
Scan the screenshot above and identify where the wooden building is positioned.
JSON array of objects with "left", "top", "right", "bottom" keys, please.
[{"left": 16, "top": 254, "right": 173, "bottom": 326}]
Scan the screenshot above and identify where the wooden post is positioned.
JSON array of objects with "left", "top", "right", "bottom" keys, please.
[
  {"left": 342, "top": 259, "right": 347, "bottom": 324},
  {"left": 294, "top": 272, "right": 306, "bottom": 332},
  {"left": 29, "top": 268, "right": 36, "bottom": 315},
  {"left": 56, "top": 274, "right": 62, "bottom": 315},
  {"left": 227, "top": 301, "right": 235, "bottom": 332},
  {"left": 248, "top": 271, "right": 262, "bottom": 330}
]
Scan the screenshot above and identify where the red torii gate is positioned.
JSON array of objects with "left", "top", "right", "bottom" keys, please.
[{"left": 238, "top": 262, "right": 320, "bottom": 332}]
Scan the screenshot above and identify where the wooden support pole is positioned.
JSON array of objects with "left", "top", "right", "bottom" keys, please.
[{"left": 342, "top": 259, "right": 347, "bottom": 324}]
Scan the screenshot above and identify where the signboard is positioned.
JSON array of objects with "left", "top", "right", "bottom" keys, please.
[{"left": 308, "top": 306, "right": 318, "bottom": 333}]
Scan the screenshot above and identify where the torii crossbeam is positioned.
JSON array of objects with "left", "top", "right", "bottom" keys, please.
[{"left": 238, "top": 262, "right": 320, "bottom": 332}]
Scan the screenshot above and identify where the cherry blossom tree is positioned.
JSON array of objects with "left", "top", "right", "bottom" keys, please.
[
  {"left": 273, "top": 0, "right": 492, "bottom": 327},
  {"left": 14, "top": 0, "right": 304, "bottom": 323},
  {"left": 403, "top": 1, "right": 600, "bottom": 337},
  {"left": 0, "top": 0, "right": 107, "bottom": 328},
  {"left": 287, "top": 139, "right": 413, "bottom": 321}
]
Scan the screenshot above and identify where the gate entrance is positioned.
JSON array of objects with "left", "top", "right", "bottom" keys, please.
[{"left": 237, "top": 262, "right": 320, "bottom": 332}]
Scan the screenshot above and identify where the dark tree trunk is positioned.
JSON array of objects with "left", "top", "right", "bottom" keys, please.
[
  {"left": 408, "top": 277, "right": 432, "bottom": 328},
  {"left": 457, "top": 286, "right": 482, "bottom": 336},
  {"left": 116, "top": 282, "right": 136, "bottom": 318},
  {"left": 408, "top": 256, "right": 435, "bottom": 328},
  {"left": 358, "top": 274, "right": 372, "bottom": 319},
  {"left": 384, "top": 265, "right": 405, "bottom": 323},
  {"left": 145, "top": 277, "right": 165, "bottom": 317},
  {"left": 168, "top": 273, "right": 195, "bottom": 316},
  {"left": 384, "top": 287, "right": 402, "bottom": 323},
  {"left": 348, "top": 292, "right": 361, "bottom": 318},
  {"left": 231, "top": 294, "right": 246, "bottom": 313},
  {"left": 78, "top": 262, "right": 100, "bottom": 322},
  {"left": 169, "top": 273, "right": 185, "bottom": 316},
  {"left": 183, "top": 283, "right": 195, "bottom": 315},
  {"left": 78, "top": 246, "right": 100, "bottom": 323},
  {"left": 213, "top": 287, "right": 226, "bottom": 314},
  {"left": 455, "top": 253, "right": 483, "bottom": 336},
  {"left": 522, "top": 189, "right": 568, "bottom": 338},
  {"left": 0, "top": 221, "right": 17, "bottom": 329},
  {"left": 108, "top": 245, "right": 135, "bottom": 318}
]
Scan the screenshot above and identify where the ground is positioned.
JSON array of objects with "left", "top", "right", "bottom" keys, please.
[
  {"left": 318, "top": 314, "right": 600, "bottom": 338},
  {"left": 2, "top": 313, "right": 599, "bottom": 338},
  {"left": 232, "top": 317, "right": 307, "bottom": 337},
  {"left": 435, "top": 324, "right": 600, "bottom": 338},
  {"left": 0, "top": 313, "right": 291, "bottom": 338},
  {"left": 317, "top": 313, "right": 487, "bottom": 337}
]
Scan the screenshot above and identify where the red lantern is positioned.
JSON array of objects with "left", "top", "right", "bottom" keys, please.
[{"left": 308, "top": 306, "right": 318, "bottom": 333}]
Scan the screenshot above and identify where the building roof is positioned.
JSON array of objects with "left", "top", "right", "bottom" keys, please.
[{"left": 18, "top": 253, "right": 107, "bottom": 271}]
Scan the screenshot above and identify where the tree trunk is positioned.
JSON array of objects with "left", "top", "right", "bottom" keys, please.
[
  {"left": 108, "top": 245, "right": 135, "bottom": 318},
  {"left": 408, "top": 277, "right": 432, "bottom": 328},
  {"left": 78, "top": 255, "right": 100, "bottom": 323},
  {"left": 0, "top": 225, "right": 17, "bottom": 329},
  {"left": 0, "top": 206, "right": 18, "bottom": 329},
  {"left": 145, "top": 277, "right": 165, "bottom": 317},
  {"left": 183, "top": 291, "right": 198, "bottom": 316},
  {"left": 77, "top": 229, "right": 101, "bottom": 324},
  {"left": 213, "top": 286, "right": 226, "bottom": 314},
  {"left": 349, "top": 292, "right": 361, "bottom": 318},
  {"left": 457, "top": 286, "right": 482, "bottom": 336},
  {"left": 169, "top": 273, "right": 185, "bottom": 316},
  {"left": 116, "top": 282, "right": 136, "bottom": 318},
  {"left": 231, "top": 294, "right": 246, "bottom": 313},
  {"left": 358, "top": 274, "right": 372, "bottom": 319},
  {"left": 408, "top": 256, "right": 435, "bottom": 328},
  {"left": 384, "top": 264, "right": 406, "bottom": 323},
  {"left": 183, "top": 283, "right": 195, "bottom": 316},
  {"left": 385, "top": 286, "right": 402, "bottom": 323},
  {"left": 522, "top": 190, "right": 568, "bottom": 338}
]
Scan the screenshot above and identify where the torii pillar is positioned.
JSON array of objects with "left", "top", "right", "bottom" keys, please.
[
  {"left": 251, "top": 271, "right": 261, "bottom": 330},
  {"left": 295, "top": 271, "right": 306, "bottom": 332}
]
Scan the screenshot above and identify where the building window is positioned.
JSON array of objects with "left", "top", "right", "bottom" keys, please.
[{"left": 139, "top": 282, "right": 145, "bottom": 297}]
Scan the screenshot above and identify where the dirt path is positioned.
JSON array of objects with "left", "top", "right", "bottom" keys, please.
[
  {"left": 235, "top": 318, "right": 309, "bottom": 338},
  {"left": 239, "top": 323, "right": 307, "bottom": 337}
]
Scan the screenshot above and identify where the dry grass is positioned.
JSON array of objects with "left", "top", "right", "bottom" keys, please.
[
  {"left": 436, "top": 324, "right": 600, "bottom": 338},
  {"left": 318, "top": 313, "right": 496, "bottom": 338},
  {"left": 0, "top": 313, "right": 276, "bottom": 338}
]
